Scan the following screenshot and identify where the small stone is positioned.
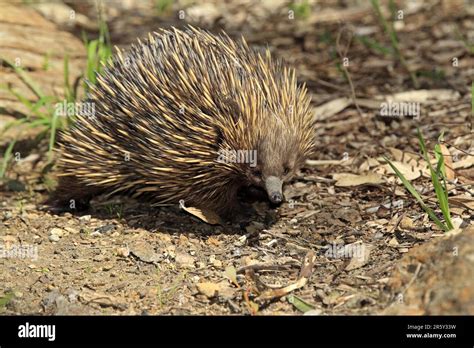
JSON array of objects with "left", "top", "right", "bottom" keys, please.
[
  {"left": 94, "top": 224, "right": 115, "bottom": 234},
  {"left": 212, "top": 259, "right": 223, "bottom": 268},
  {"left": 79, "top": 215, "right": 91, "bottom": 222},
  {"left": 64, "top": 227, "right": 79, "bottom": 234},
  {"left": 116, "top": 247, "right": 130, "bottom": 257},
  {"left": 175, "top": 252, "right": 195, "bottom": 268},
  {"left": 388, "top": 237, "right": 399, "bottom": 246},
  {"left": 304, "top": 309, "right": 322, "bottom": 316},
  {"left": 49, "top": 234, "right": 60, "bottom": 242},
  {"left": 196, "top": 282, "right": 220, "bottom": 298},
  {"left": 49, "top": 228, "right": 64, "bottom": 237},
  {"left": 102, "top": 263, "right": 114, "bottom": 271},
  {"left": 374, "top": 232, "right": 384, "bottom": 240}
]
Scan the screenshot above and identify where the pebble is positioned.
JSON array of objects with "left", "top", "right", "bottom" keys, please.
[
  {"left": 48, "top": 227, "right": 69, "bottom": 242},
  {"left": 304, "top": 309, "right": 323, "bottom": 316},
  {"left": 64, "top": 227, "right": 79, "bottom": 234},
  {"left": 175, "top": 252, "right": 195, "bottom": 268},
  {"left": 49, "top": 234, "right": 60, "bottom": 242},
  {"left": 79, "top": 215, "right": 91, "bottom": 222},
  {"left": 94, "top": 224, "right": 115, "bottom": 234},
  {"left": 212, "top": 259, "right": 223, "bottom": 268},
  {"left": 374, "top": 232, "right": 384, "bottom": 240},
  {"left": 116, "top": 247, "right": 130, "bottom": 257},
  {"left": 49, "top": 228, "right": 65, "bottom": 237}
]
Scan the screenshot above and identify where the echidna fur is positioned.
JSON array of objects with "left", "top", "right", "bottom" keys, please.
[{"left": 51, "top": 26, "right": 316, "bottom": 217}]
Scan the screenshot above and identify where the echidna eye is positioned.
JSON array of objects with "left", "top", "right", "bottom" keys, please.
[
  {"left": 283, "top": 167, "right": 290, "bottom": 175},
  {"left": 252, "top": 169, "right": 262, "bottom": 177}
]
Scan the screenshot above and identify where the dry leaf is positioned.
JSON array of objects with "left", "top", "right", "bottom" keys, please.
[
  {"left": 333, "top": 172, "right": 384, "bottom": 187},
  {"left": 453, "top": 156, "right": 474, "bottom": 169},
  {"left": 206, "top": 236, "right": 221, "bottom": 247},
  {"left": 313, "top": 97, "right": 351, "bottom": 121},
  {"left": 383, "top": 161, "right": 422, "bottom": 181},
  {"left": 182, "top": 206, "right": 222, "bottom": 225},
  {"left": 345, "top": 243, "right": 373, "bottom": 271},
  {"left": 448, "top": 195, "right": 474, "bottom": 210},
  {"left": 306, "top": 159, "right": 353, "bottom": 166},
  {"left": 388, "top": 237, "right": 399, "bottom": 246},
  {"left": 196, "top": 282, "right": 221, "bottom": 298},
  {"left": 388, "top": 148, "right": 422, "bottom": 167},
  {"left": 224, "top": 265, "right": 238, "bottom": 286},
  {"left": 255, "top": 251, "right": 316, "bottom": 302},
  {"left": 384, "top": 89, "right": 460, "bottom": 103}
]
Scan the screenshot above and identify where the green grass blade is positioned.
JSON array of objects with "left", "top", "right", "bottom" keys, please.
[
  {"left": 7, "top": 86, "right": 34, "bottom": 112},
  {"left": 417, "top": 130, "right": 453, "bottom": 230},
  {"left": 0, "top": 140, "right": 16, "bottom": 179},
  {"left": 356, "top": 35, "right": 392, "bottom": 55},
  {"left": 0, "top": 118, "right": 28, "bottom": 135},
  {"left": 47, "top": 109, "right": 60, "bottom": 162},
  {"left": 2, "top": 58, "right": 45, "bottom": 99},
  {"left": 384, "top": 156, "right": 448, "bottom": 231}
]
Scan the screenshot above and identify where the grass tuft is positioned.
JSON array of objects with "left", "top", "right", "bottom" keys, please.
[{"left": 384, "top": 129, "right": 454, "bottom": 231}]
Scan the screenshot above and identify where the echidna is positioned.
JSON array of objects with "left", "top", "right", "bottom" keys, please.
[{"left": 51, "top": 26, "right": 316, "bottom": 219}]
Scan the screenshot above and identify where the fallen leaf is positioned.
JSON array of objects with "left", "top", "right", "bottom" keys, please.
[
  {"left": 313, "top": 97, "right": 351, "bottom": 121},
  {"left": 206, "top": 236, "right": 221, "bottom": 246},
  {"left": 224, "top": 266, "right": 238, "bottom": 287},
  {"left": 182, "top": 206, "right": 222, "bottom": 225},
  {"left": 388, "top": 237, "right": 399, "bottom": 246},
  {"left": 453, "top": 155, "right": 474, "bottom": 169},
  {"left": 447, "top": 195, "right": 474, "bottom": 210},
  {"left": 388, "top": 147, "right": 423, "bottom": 167},
  {"left": 333, "top": 172, "right": 384, "bottom": 187},
  {"left": 382, "top": 161, "right": 422, "bottom": 181},
  {"left": 256, "top": 251, "right": 316, "bottom": 302},
  {"left": 384, "top": 89, "right": 460, "bottom": 103},
  {"left": 196, "top": 282, "right": 220, "bottom": 298},
  {"left": 345, "top": 243, "right": 373, "bottom": 271}
]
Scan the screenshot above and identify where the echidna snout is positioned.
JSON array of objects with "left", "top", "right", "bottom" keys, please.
[
  {"left": 245, "top": 128, "right": 305, "bottom": 205},
  {"left": 265, "top": 176, "right": 283, "bottom": 204}
]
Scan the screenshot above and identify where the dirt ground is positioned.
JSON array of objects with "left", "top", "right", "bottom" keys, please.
[{"left": 0, "top": 0, "right": 473, "bottom": 315}]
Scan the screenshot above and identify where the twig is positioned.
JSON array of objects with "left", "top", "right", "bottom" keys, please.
[
  {"left": 236, "top": 263, "right": 298, "bottom": 274},
  {"left": 335, "top": 27, "right": 364, "bottom": 118}
]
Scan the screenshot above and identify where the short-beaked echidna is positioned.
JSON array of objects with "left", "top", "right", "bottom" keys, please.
[{"left": 51, "top": 26, "right": 316, "bottom": 218}]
